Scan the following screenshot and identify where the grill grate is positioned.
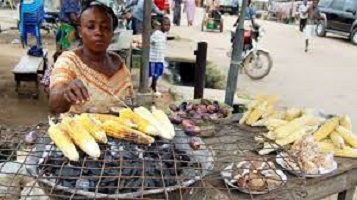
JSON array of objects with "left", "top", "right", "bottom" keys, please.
[{"left": 0, "top": 122, "right": 307, "bottom": 200}]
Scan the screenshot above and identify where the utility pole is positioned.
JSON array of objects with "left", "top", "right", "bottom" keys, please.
[
  {"left": 139, "top": 0, "right": 152, "bottom": 93},
  {"left": 224, "top": 0, "right": 248, "bottom": 106}
]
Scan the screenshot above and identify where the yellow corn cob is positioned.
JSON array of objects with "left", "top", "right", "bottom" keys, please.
[
  {"left": 134, "top": 107, "right": 167, "bottom": 137},
  {"left": 275, "top": 117, "right": 306, "bottom": 139},
  {"left": 239, "top": 109, "right": 252, "bottom": 124},
  {"left": 119, "top": 108, "right": 158, "bottom": 135},
  {"left": 103, "top": 120, "right": 155, "bottom": 144},
  {"left": 303, "top": 116, "right": 324, "bottom": 126},
  {"left": 48, "top": 121, "right": 79, "bottom": 161},
  {"left": 246, "top": 101, "right": 268, "bottom": 125},
  {"left": 78, "top": 114, "right": 108, "bottom": 144},
  {"left": 313, "top": 117, "right": 339, "bottom": 141},
  {"left": 276, "top": 127, "right": 307, "bottom": 146},
  {"left": 262, "top": 105, "right": 275, "bottom": 119},
  {"left": 285, "top": 107, "right": 302, "bottom": 121},
  {"left": 333, "top": 146, "right": 357, "bottom": 158},
  {"left": 318, "top": 141, "right": 335, "bottom": 153},
  {"left": 90, "top": 113, "right": 119, "bottom": 123},
  {"left": 61, "top": 117, "right": 101, "bottom": 158},
  {"left": 151, "top": 106, "right": 175, "bottom": 139},
  {"left": 268, "top": 111, "right": 287, "bottom": 120},
  {"left": 330, "top": 131, "right": 345, "bottom": 149},
  {"left": 340, "top": 115, "right": 352, "bottom": 131},
  {"left": 247, "top": 100, "right": 260, "bottom": 110},
  {"left": 265, "top": 119, "right": 288, "bottom": 130},
  {"left": 336, "top": 126, "right": 357, "bottom": 148},
  {"left": 251, "top": 118, "right": 268, "bottom": 127}
]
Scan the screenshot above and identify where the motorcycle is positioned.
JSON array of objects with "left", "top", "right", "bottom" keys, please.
[{"left": 230, "top": 24, "right": 273, "bottom": 80}]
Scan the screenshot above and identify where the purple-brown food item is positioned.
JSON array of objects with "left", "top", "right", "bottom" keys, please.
[
  {"left": 196, "top": 105, "right": 208, "bottom": 114},
  {"left": 169, "top": 114, "right": 183, "bottom": 124},
  {"left": 207, "top": 105, "right": 217, "bottom": 114},
  {"left": 189, "top": 137, "right": 201, "bottom": 150}
]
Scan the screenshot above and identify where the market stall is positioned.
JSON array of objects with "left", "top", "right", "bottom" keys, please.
[{"left": 0, "top": 96, "right": 357, "bottom": 199}]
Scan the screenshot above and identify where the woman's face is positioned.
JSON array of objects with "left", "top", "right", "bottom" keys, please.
[{"left": 79, "top": 7, "right": 113, "bottom": 53}]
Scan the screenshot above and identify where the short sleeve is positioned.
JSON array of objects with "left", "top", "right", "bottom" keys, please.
[{"left": 50, "top": 51, "right": 77, "bottom": 89}]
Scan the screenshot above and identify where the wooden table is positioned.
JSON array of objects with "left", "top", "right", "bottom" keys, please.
[{"left": 165, "top": 123, "right": 357, "bottom": 200}]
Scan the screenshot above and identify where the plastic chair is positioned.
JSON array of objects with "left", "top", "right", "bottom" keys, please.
[{"left": 19, "top": 0, "right": 44, "bottom": 47}]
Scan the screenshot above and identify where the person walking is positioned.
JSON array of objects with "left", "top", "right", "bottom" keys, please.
[
  {"left": 299, "top": 0, "right": 309, "bottom": 32},
  {"left": 184, "top": 0, "right": 196, "bottom": 26},
  {"left": 173, "top": 0, "right": 182, "bottom": 26},
  {"left": 149, "top": 17, "right": 171, "bottom": 95},
  {"left": 304, "top": 0, "right": 321, "bottom": 52}
]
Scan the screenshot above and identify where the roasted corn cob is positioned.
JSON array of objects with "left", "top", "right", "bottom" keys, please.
[
  {"left": 318, "top": 141, "right": 335, "bottom": 153},
  {"left": 78, "top": 114, "right": 108, "bottom": 144},
  {"left": 151, "top": 106, "right": 175, "bottom": 139},
  {"left": 265, "top": 119, "right": 288, "bottom": 130},
  {"left": 330, "top": 131, "right": 345, "bottom": 149},
  {"left": 90, "top": 113, "right": 119, "bottom": 123},
  {"left": 285, "top": 107, "right": 302, "bottom": 121},
  {"left": 336, "top": 126, "right": 357, "bottom": 148},
  {"left": 333, "top": 146, "right": 357, "bottom": 158},
  {"left": 262, "top": 105, "right": 275, "bottom": 119},
  {"left": 275, "top": 117, "right": 306, "bottom": 139},
  {"left": 313, "top": 117, "right": 339, "bottom": 141},
  {"left": 276, "top": 127, "right": 307, "bottom": 146},
  {"left": 246, "top": 101, "right": 268, "bottom": 125},
  {"left": 48, "top": 121, "right": 79, "bottom": 161},
  {"left": 134, "top": 107, "right": 168, "bottom": 138},
  {"left": 340, "top": 115, "right": 352, "bottom": 131},
  {"left": 119, "top": 108, "right": 158, "bottom": 135},
  {"left": 103, "top": 120, "right": 155, "bottom": 144},
  {"left": 239, "top": 109, "right": 252, "bottom": 124},
  {"left": 268, "top": 110, "right": 287, "bottom": 120},
  {"left": 61, "top": 117, "right": 101, "bottom": 158}
]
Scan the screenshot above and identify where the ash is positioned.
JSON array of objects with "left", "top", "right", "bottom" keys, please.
[{"left": 39, "top": 138, "right": 199, "bottom": 194}]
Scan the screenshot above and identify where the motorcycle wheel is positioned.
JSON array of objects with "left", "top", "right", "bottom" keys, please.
[{"left": 243, "top": 50, "right": 273, "bottom": 80}]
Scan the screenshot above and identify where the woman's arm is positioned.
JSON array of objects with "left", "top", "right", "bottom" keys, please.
[{"left": 49, "top": 80, "right": 89, "bottom": 114}]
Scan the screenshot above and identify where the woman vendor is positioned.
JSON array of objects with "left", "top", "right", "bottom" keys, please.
[{"left": 49, "top": 1, "right": 134, "bottom": 114}]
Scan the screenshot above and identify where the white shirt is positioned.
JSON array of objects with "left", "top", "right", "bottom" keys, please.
[
  {"left": 299, "top": 4, "right": 309, "bottom": 19},
  {"left": 150, "top": 30, "right": 167, "bottom": 63}
]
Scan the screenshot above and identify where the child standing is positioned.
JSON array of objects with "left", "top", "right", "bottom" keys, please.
[{"left": 149, "top": 16, "right": 171, "bottom": 95}]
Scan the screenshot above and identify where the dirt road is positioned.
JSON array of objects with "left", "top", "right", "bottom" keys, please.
[{"left": 169, "top": 9, "right": 357, "bottom": 131}]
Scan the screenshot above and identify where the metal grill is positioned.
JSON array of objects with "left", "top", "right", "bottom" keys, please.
[{"left": 0, "top": 121, "right": 308, "bottom": 200}]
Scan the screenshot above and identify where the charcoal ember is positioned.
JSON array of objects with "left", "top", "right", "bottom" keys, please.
[
  {"left": 88, "top": 180, "right": 96, "bottom": 192},
  {"left": 69, "top": 161, "right": 82, "bottom": 167},
  {"left": 146, "top": 179, "right": 156, "bottom": 188},
  {"left": 62, "top": 180, "right": 76, "bottom": 188},
  {"left": 107, "top": 182, "right": 117, "bottom": 194},
  {"left": 164, "top": 179, "right": 177, "bottom": 187},
  {"left": 61, "top": 166, "right": 81, "bottom": 177},
  {"left": 169, "top": 168, "right": 177, "bottom": 176},
  {"left": 123, "top": 151, "right": 139, "bottom": 160},
  {"left": 75, "top": 179, "right": 90, "bottom": 191},
  {"left": 124, "top": 179, "right": 137, "bottom": 188},
  {"left": 118, "top": 179, "right": 126, "bottom": 188},
  {"left": 154, "top": 179, "right": 164, "bottom": 187},
  {"left": 104, "top": 168, "right": 120, "bottom": 176},
  {"left": 130, "top": 168, "right": 139, "bottom": 177}
]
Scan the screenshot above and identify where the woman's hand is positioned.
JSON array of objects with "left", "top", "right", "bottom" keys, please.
[{"left": 63, "top": 79, "right": 90, "bottom": 104}]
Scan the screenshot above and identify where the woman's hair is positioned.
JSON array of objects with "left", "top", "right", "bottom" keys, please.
[{"left": 79, "top": 0, "right": 119, "bottom": 30}]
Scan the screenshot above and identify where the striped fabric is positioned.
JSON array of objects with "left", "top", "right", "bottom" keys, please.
[{"left": 50, "top": 51, "right": 134, "bottom": 113}]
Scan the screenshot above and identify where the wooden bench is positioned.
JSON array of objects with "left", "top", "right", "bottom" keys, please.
[{"left": 12, "top": 50, "right": 48, "bottom": 96}]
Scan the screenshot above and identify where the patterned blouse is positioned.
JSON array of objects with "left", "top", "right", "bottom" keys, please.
[{"left": 50, "top": 51, "right": 134, "bottom": 113}]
